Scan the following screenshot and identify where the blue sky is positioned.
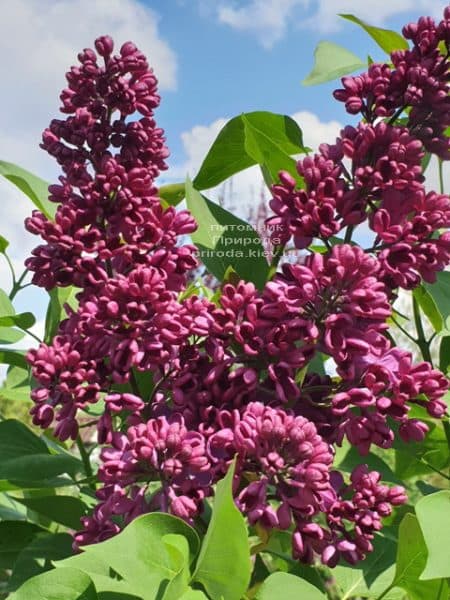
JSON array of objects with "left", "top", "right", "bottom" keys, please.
[
  {"left": 0, "top": 0, "right": 448, "bottom": 338},
  {"left": 138, "top": 0, "right": 448, "bottom": 166}
]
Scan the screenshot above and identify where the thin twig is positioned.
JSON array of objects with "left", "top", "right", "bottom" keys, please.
[
  {"left": 412, "top": 296, "right": 433, "bottom": 365},
  {"left": 9, "top": 268, "right": 29, "bottom": 301},
  {"left": 76, "top": 434, "right": 95, "bottom": 489},
  {"left": 267, "top": 243, "right": 285, "bottom": 280}
]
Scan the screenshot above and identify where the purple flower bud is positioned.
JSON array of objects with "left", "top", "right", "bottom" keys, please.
[{"left": 95, "top": 35, "right": 114, "bottom": 57}]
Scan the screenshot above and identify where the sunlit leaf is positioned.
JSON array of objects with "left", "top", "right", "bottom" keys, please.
[
  {"left": 386, "top": 513, "right": 448, "bottom": 600},
  {"left": 9, "top": 567, "right": 97, "bottom": 600},
  {"left": 256, "top": 572, "right": 325, "bottom": 599},
  {"left": 11, "top": 495, "right": 88, "bottom": 530},
  {"left": 303, "top": 41, "right": 365, "bottom": 86},
  {"left": 194, "top": 111, "right": 306, "bottom": 190},
  {"left": 340, "top": 14, "right": 409, "bottom": 53},
  {"left": 0, "top": 161, "right": 55, "bottom": 220},
  {"left": 193, "top": 460, "right": 251, "bottom": 600},
  {"left": 185, "top": 178, "right": 269, "bottom": 288},
  {"left": 416, "top": 491, "right": 450, "bottom": 580},
  {"left": 60, "top": 513, "right": 199, "bottom": 600}
]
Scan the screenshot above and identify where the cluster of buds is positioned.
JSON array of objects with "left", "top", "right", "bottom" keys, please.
[{"left": 26, "top": 10, "right": 449, "bottom": 569}]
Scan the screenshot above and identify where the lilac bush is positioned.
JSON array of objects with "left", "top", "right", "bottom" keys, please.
[{"left": 21, "top": 8, "right": 450, "bottom": 574}]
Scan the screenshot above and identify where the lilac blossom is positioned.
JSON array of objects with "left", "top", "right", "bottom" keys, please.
[{"left": 24, "top": 19, "right": 450, "bottom": 569}]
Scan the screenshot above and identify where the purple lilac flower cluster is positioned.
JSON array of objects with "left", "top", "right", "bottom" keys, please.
[
  {"left": 268, "top": 8, "right": 450, "bottom": 290},
  {"left": 334, "top": 10, "right": 450, "bottom": 158},
  {"left": 25, "top": 15, "right": 449, "bottom": 569},
  {"left": 26, "top": 36, "right": 199, "bottom": 439}
]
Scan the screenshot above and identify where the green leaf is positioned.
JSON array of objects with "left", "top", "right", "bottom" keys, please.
[
  {"left": 421, "top": 152, "right": 432, "bottom": 173},
  {"left": 0, "top": 419, "right": 81, "bottom": 486},
  {"left": 0, "top": 386, "right": 31, "bottom": 402},
  {"left": 161, "top": 534, "right": 191, "bottom": 599},
  {"left": 185, "top": 179, "right": 270, "bottom": 288},
  {"left": 416, "top": 490, "right": 450, "bottom": 580},
  {"left": 386, "top": 513, "right": 448, "bottom": 600},
  {"left": 0, "top": 234, "right": 9, "bottom": 253},
  {"left": 0, "top": 454, "right": 82, "bottom": 483},
  {"left": 306, "top": 352, "right": 328, "bottom": 376},
  {"left": 132, "top": 369, "right": 154, "bottom": 399},
  {"left": 302, "top": 41, "right": 366, "bottom": 86},
  {"left": 439, "top": 336, "right": 450, "bottom": 374},
  {"left": 0, "top": 311, "right": 36, "bottom": 329},
  {"left": 0, "top": 521, "right": 43, "bottom": 569},
  {"left": 56, "top": 540, "right": 144, "bottom": 598},
  {"left": 262, "top": 530, "right": 325, "bottom": 592},
  {"left": 193, "top": 460, "right": 251, "bottom": 600},
  {"left": 80, "top": 574, "right": 140, "bottom": 599},
  {"left": 0, "top": 327, "right": 26, "bottom": 344},
  {"left": 45, "top": 286, "right": 79, "bottom": 343},
  {"left": 179, "top": 591, "right": 209, "bottom": 600},
  {"left": 3, "top": 364, "right": 31, "bottom": 394},
  {"left": 0, "top": 494, "right": 27, "bottom": 521},
  {"left": 0, "top": 419, "right": 48, "bottom": 458},
  {"left": 0, "top": 288, "right": 15, "bottom": 316},
  {"left": 241, "top": 114, "right": 303, "bottom": 186},
  {"left": 413, "top": 285, "right": 443, "bottom": 332},
  {"left": 415, "top": 480, "right": 442, "bottom": 497},
  {"left": 0, "top": 160, "right": 55, "bottom": 220},
  {"left": 11, "top": 495, "right": 88, "bottom": 530},
  {"left": 394, "top": 420, "right": 450, "bottom": 480},
  {"left": 0, "top": 289, "right": 27, "bottom": 345},
  {"left": 193, "top": 111, "right": 307, "bottom": 191},
  {"left": 65, "top": 513, "right": 199, "bottom": 600},
  {"left": 9, "top": 532, "right": 74, "bottom": 591},
  {"left": 256, "top": 572, "right": 325, "bottom": 599},
  {"left": 337, "top": 446, "right": 403, "bottom": 485},
  {"left": 333, "top": 534, "right": 400, "bottom": 600},
  {"left": 0, "top": 385, "right": 31, "bottom": 403},
  {"left": 0, "top": 348, "right": 28, "bottom": 369},
  {"left": 158, "top": 182, "right": 186, "bottom": 206},
  {"left": 424, "top": 271, "right": 450, "bottom": 330},
  {"left": 55, "top": 551, "right": 112, "bottom": 580},
  {"left": 339, "top": 14, "right": 409, "bottom": 54},
  {"left": 9, "top": 567, "right": 97, "bottom": 600}
]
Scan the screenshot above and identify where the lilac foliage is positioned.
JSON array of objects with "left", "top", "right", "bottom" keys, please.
[{"left": 25, "top": 12, "right": 450, "bottom": 569}]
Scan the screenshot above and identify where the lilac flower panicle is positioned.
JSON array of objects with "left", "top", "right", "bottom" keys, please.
[
  {"left": 333, "top": 11, "right": 450, "bottom": 158},
  {"left": 25, "top": 17, "right": 450, "bottom": 568}
]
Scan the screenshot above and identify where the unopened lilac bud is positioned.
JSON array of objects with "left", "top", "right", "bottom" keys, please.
[
  {"left": 121, "top": 41, "right": 137, "bottom": 56},
  {"left": 95, "top": 35, "right": 114, "bottom": 57}
]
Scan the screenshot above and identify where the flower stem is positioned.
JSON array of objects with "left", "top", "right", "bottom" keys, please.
[
  {"left": 267, "top": 244, "right": 285, "bottom": 280},
  {"left": 412, "top": 296, "right": 433, "bottom": 365},
  {"left": 20, "top": 328, "right": 42, "bottom": 344},
  {"left": 9, "top": 268, "right": 29, "bottom": 301},
  {"left": 438, "top": 158, "right": 445, "bottom": 194},
  {"left": 76, "top": 434, "right": 94, "bottom": 487},
  {"left": 376, "top": 584, "right": 394, "bottom": 600},
  {"left": 391, "top": 316, "right": 417, "bottom": 344},
  {"left": 4, "top": 252, "right": 16, "bottom": 290},
  {"left": 344, "top": 225, "right": 354, "bottom": 244},
  {"left": 388, "top": 105, "right": 406, "bottom": 125}
]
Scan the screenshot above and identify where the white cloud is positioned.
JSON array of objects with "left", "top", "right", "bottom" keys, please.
[
  {"left": 291, "top": 111, "right": 342, "bottom": 150},
  {"left": 216, "top": 0, "right": 447, "bottom": 45},
  {"left": 218, "top": 0, "right": 307, "bottom": 49},
  {"left": 0, "top": 0, "right": 177, "bottom": 270}
]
